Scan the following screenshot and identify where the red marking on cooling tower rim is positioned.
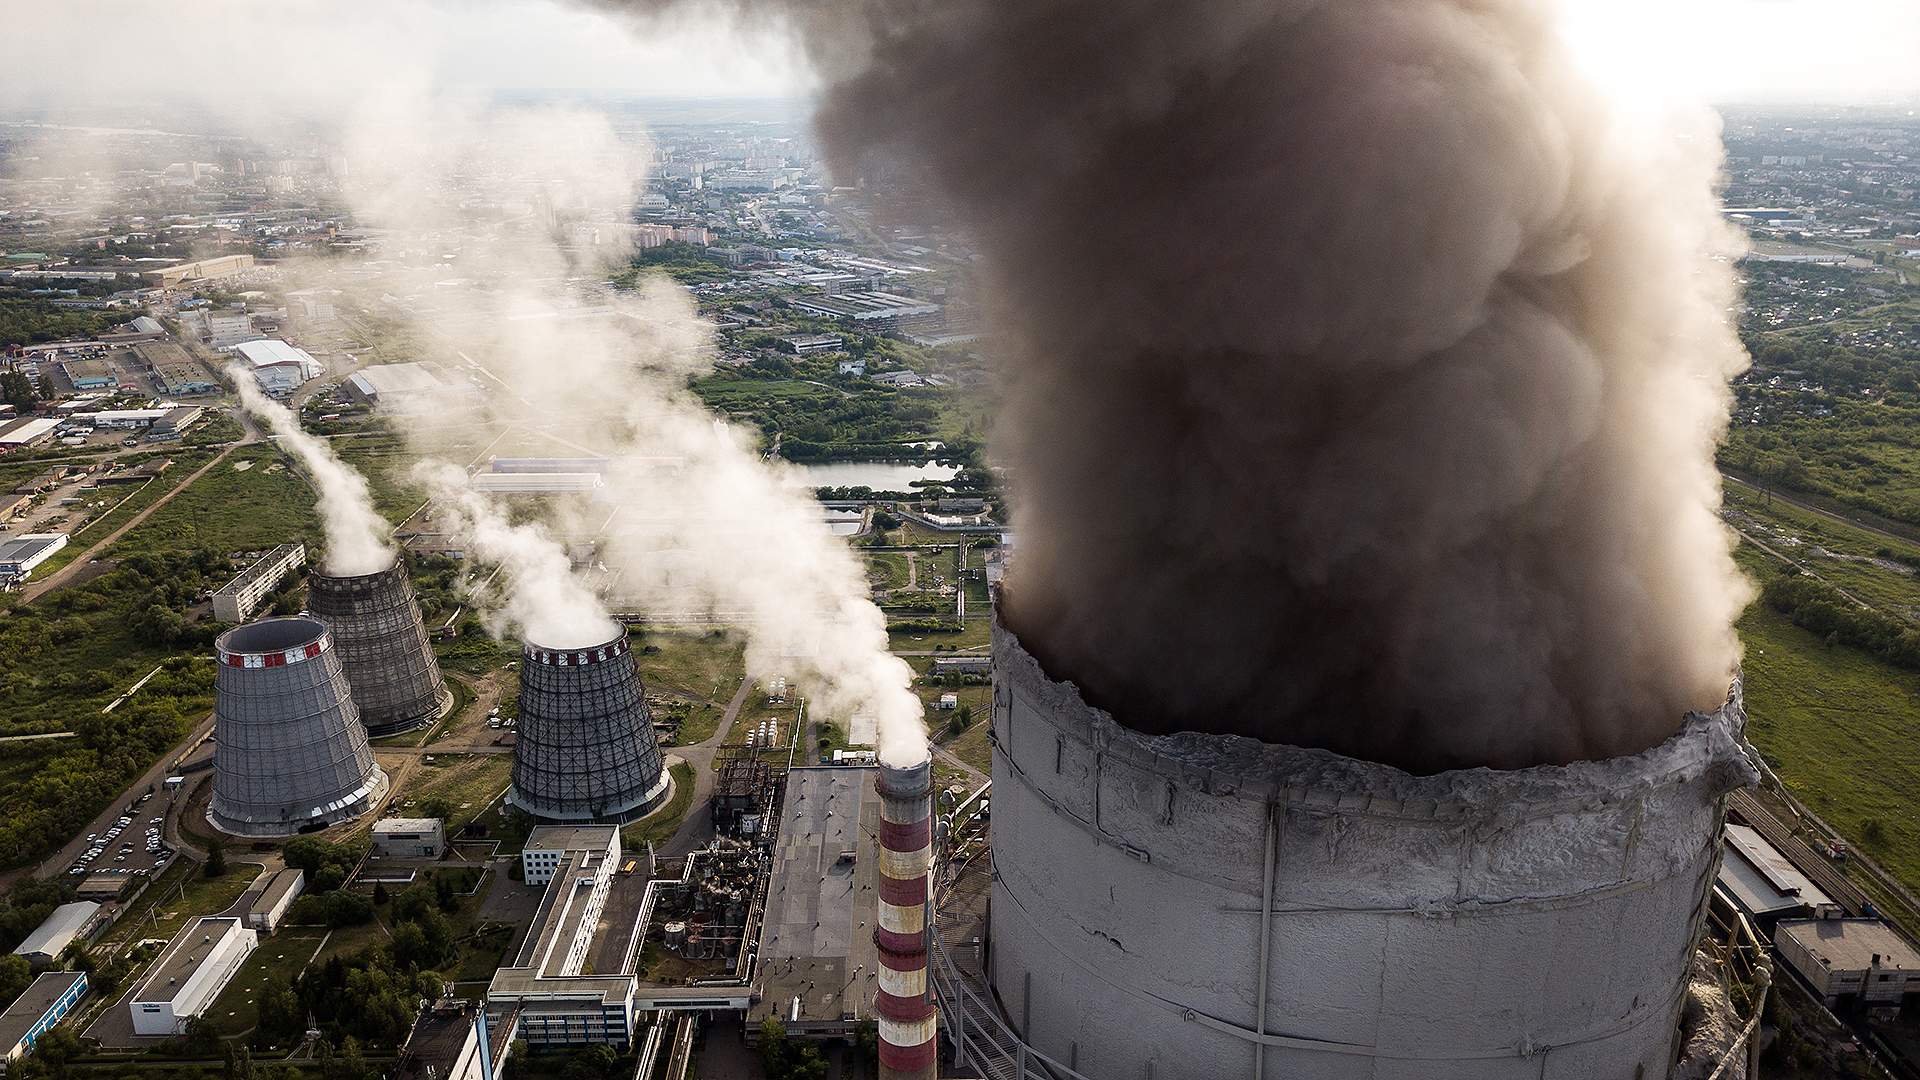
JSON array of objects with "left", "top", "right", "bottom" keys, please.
[
  {"left": 879, "top": 817, "right": 931, "bottom": 851},
  {"left": 878, "top": 873, "right": 928, "bottom": 907},
  {"left": 262, "top": 652, "right": 285, "bottom": 667},
  {"left": 878, "top": 1037, "right": 938, "bottom": 1072}
]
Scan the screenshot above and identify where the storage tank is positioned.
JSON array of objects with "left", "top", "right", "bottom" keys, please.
[
  {"left": 208, "top": 617, "right": 388, "bottom": 837},
  {"left": 987, "top": 623, "right": 1757, "bottom": 1080},
  {"left": 509, "top": 632, "right": 670, "bottom": 822},
  {"left": 308, "top": 560, "right": 450, "bottom": 737}
]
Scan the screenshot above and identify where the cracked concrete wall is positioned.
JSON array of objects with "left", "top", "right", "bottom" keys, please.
[{"left": 987, "top": 626, "right": 1756, "bottom": 1080}]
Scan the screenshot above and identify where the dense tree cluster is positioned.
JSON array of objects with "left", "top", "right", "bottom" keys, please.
[
  {"left": 0, "top": 300, "right": 122, "bottom": 349},
  {"left": 1762, "top": 570, "right": 1920, "bottom": 671}
]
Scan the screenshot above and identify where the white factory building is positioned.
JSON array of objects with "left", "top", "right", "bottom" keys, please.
[
  {"left": 210, "top": 543, "right": 307, "bottom": 624},
  {"left": 245, "top": 869, "right": 306, "bottom": 935},
  {"left": 232, "top": 339, "right": 323, "bottom": 396},
  {"left": 489, "top": 826, "right": 638, "bottom": 1048},
  {"left": 130, "top": 917, "right": 257, "bottom": 1036},
  {"left": 0, "top": 535, "right": 69, "bottom": 587}
]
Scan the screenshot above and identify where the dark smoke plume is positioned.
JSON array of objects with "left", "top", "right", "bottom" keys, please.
[{"left": 602, "top": 0, "right": 1753, "bottom": 771}]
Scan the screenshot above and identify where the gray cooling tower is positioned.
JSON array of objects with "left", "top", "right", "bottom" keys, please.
[
  {"left": 209, "top": 617, "right": 388, "bottom": 838},
  {"left": 508, "top": 633, "right": 670, "bottom": 823},
  {"left": 309, "top": 561, "right": 450, "bottom": 737},
  {"left": 984, "top": 622, "right": 1758, "bottom": 1080}
]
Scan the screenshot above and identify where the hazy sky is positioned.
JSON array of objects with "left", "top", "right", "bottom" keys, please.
[{"left": 2, "top": 0, "right": 1914, "bottom": 112}]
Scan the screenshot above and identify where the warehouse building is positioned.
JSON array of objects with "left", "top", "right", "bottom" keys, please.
[
  {"left": 1717, "top": 823, "right": 1841, "bottom": 931},
  {"left": 246, "top": 869, "right": 306, "bottom": 935},
  {"left": 0, "top": 535, "right": 68, "bottom": 586},
  {"left": 60, "top": 358, "right": 117, "bottom": 390},
  {"left": 129, "top": 917, "right": 257, "bottom": 1035},
  {"left": 471, "top": 472, "right": 603, "bottom": 496},
  {"left": 12, "top": 903, "right": 100, "bottom": 968},
  {"left": 373, "top": 818, "right": 446, "bottom": 859},
  {"left": 343, "top": 362, "right": 452, "bottom": 409},
  {"left": 0, "top": 418, "right": 61, "bottom": 450},
  {"left": 787, "top": 291, "right": 941, "bottom": 327},
  {"left": 233, "top": 340, "right": 323, "bottom": 396},
  {"left": 0, "top": 971, "right": 88, "bottom": 1070},
  {"left": 133, "top": 342, "right": 218, "bottom": 396},
  {"left": 1776, "top": 918, "right": 1920, "bottom": 1008},
  {"left": 138, "top": 254, "right": 255, "bottom": 287},
  {"left": 211, "top": 543, "right": 307, "bottom": 623}
]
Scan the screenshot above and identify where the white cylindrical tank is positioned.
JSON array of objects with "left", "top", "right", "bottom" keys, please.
[{"left": 988, "top": 625, "right": 1757, "bottom": 1080}]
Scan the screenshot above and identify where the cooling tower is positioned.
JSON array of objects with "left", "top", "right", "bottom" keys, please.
[
  {"left": 208, "top": 617, "right": 389, "bottom": 838},
  {"left": 308, "top": 561, "right": 450, "bottom": 737},
  {"left": 986, "top": 622, "right": 1757, "bottom": 1080},
  {"left": 508, "top": 633, "right": 670, "bottom": 823}
]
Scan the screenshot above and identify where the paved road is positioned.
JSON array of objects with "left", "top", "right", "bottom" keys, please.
[
  {"left": 20, "top": 439, "right": 242, "bottom": 604},
  {"left": 659, "top": 675, "right": 757, "bottom": 857}
]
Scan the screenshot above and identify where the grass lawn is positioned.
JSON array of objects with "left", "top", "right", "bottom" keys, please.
[
  {"left": 1738, "top": 595, "right": 1920, "bottom": 891},
  {"left": 622, "top": 761, "right": 697, "bottom": 849},
  {"left": 629, "top": 628, "right": 745, "bottom": 705},
  {"left": 451, "top": 922, "right": 516, "bottom": 983},
  {"left": 110, "top": 447, "right": 317, "bottom": 558},
  {"left": 865, "top": 552, "right": 911, "bottom": 591},
  {"left": 105, "top": 860, "right": 265, "bottom": 947},
  {"left": 888, "top": 617, "right": 991, "bottom": 653},
  {"left": 390, "top": 754, "right": 513, "bottom": 832},
  {"left": 1726, "top": 483, "right": 1920, "bottom": 618},
  {"left": 206, "top": 928, "right": 326, "bottom": 1036}
]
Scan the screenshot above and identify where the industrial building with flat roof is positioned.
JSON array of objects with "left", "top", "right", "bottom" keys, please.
[
  {"left": 133, "top": 342, "right": 218, "bottom": 396},
  {"left": 211, "top": 543, "right": 307, "bottom": 623},
  {"left": 787, "top": 291, "right": 941, "bottom": 325},
  {"left": 344, "top": 362, "right": 452, "bottom": 408},
  {"left": 471, "top": 472, "right": 604, "bottom": 496},
  {"left": 138, "top": 254, "right": 255, "bottom": 287},
  {"left": 490, "top": 826, "right": 640, "bottom": 1047},
  {"left": 247, "top": 869, "right": 306, "bottom": 934},
  {"left": 60, "top": 358, "right": 117, "bottom": 389},
  {"left": 130, "top": 917, "right": 256, "bottom": 1036},
  {"left": 234, "top": 339, "right": 323, "bottom": 395},
  {"left": 372, "top": 818, "right": 446, "bottom": 858},
  {"left": 748, "top": 766, "right": 880, "bottom": 1040},
  {"left": 0, "top": 418, "right": 60, "bottom": 449},
  {"left": 0, "top": 535, "right": 68, "bottom": 586},
  {"left": 1776, "top": 918, "right": 1920, "bottom": 1006},
  {"left": 1718, "top": 823, "right": 1840, "bottom": 929},
  {"left": 0, "top": 971, "right": 88, "bottom": 1069},
  {"left": 11, "top": 903, "right": 98, "bottom": 968}
]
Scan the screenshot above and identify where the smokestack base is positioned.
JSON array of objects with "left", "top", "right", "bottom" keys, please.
[{"left": 987, "top": 617, "right": 1756, "bottom": 1079}]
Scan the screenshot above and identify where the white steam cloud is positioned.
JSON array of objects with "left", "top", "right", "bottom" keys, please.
[
  {"left": 412, "top": 462, "right": 618, "bottom": 650},
  {"left": 228, "top": 366, "right": 395, "bottom": 577}
]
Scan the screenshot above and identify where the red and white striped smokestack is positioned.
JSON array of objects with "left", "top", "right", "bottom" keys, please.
[{"left": 874, "top": 757, "right": 937, "bottom": 1079}]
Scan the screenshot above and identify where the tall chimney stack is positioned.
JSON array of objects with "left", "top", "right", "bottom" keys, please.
[{"left": 874, "top": 757, "right": 937, "bottom": 1080}]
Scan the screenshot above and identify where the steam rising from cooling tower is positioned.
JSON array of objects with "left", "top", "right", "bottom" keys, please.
[
  {"left": 413, "top": 462, "right": 619, "bottom": 650},
  {"left": 230, "top": 366, "right": 395, "bottom": 577},
  {"left": 599, "top": 0, "right": 1754, "bottom": 771}
]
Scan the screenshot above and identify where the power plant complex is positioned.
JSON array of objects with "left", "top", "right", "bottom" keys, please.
[
  {"left": 206, "top": 617, "right": 388, "bottom": 837},
  {"left": 508, "top": 633, "right": 671, "bottom": 823},
  {"left": 307, "top": 560, "right": 450, "bottom": 737}
]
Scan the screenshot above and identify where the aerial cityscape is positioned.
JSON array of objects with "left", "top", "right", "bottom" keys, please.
[{"left": 0, "top": 2, "right": 1918, "bottom": 1079}]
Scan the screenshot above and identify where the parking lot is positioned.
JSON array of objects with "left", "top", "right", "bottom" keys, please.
[{"left": 68, "top": 789, "right": 176, "bottom": 881}]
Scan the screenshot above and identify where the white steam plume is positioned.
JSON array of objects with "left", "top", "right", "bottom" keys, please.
[
  {"left": 228, "top": 366, "right": 395, "bottom": 577},
  {"left": 412, "top": 462, "right": 619, "bottom": 650}
]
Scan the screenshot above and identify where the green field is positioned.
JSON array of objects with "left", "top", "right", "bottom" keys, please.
[
  {"left": 629, "top": 628, "right": 745, "bottom": 705},
  {"left": 1739, "top": 576, "right": 1920, "bottom": 889},
  {"left": 207, "top": 928, "right": 327, "bottom": 1036},
  {"left": 390, "top": 754, "right": 513, "bottom": 831},
  {"left": 1726, "top": 481, "right": 1920, "bottom": 618},
  {"left": 110, "top": 447, "right": 318, "bottom": 558}
]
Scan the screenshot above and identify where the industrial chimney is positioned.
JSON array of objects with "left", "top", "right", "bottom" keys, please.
[
  {"left": 982, "top": 617, "right": 1756, "bottom": 1080},
  {"left": 208, "top": 616, "right": 389, "bottom": 837},
  {"left": 508, "top": 632, "right": 670, "bottom": 822},
  {"left": 308, "top": 560, "right": 450, "bottom": 737},
  {"left": 875, "top": 757, "right": 937, "bottom": 1080}
]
